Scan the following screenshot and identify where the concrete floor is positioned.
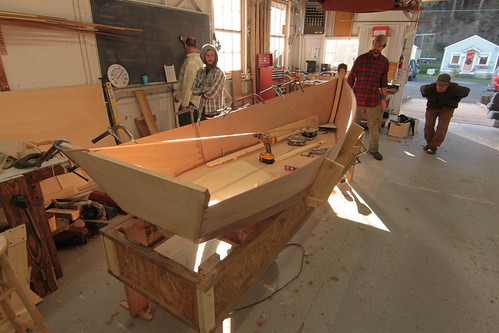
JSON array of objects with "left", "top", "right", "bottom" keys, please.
[{"left": 37, "top": 99, "right": 499, "bottom": 333}]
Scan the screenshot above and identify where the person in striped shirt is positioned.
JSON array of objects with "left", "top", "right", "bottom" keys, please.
[
  {"left": 191, "top": 44, "right": 225, "bottom": 120},
  {"left": 347, "top": 34, "right": 390, "bottom": 161},
  {"left": 176, "top": 36, "right": 203, "bottom": 126}
]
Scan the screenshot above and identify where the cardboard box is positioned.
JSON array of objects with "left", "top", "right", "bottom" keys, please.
[
  {"left": 388, "top": 118, "right": 420, "bottom": 138},
  {"left": 388, "top": 121, "right": 411, "bottom": 138}
]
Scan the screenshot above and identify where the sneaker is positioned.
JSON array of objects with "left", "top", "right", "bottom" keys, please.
[
  {"left": 369, "top": 151, "right": 383, "bottom": 160},
  {"left": 427, "top": 147, "right": 437, "bottom": 154},
  {"left": 423, "top": 144, "right": 430, "bottom": 151}
]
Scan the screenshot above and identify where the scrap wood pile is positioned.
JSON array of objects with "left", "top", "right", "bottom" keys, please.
[{"left": 46, "top": 191, "right": 125, "bottom": 248}]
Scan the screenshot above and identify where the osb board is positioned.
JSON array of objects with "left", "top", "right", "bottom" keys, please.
[
  {"left": 64, "top": 147, "right": 210, "bottom": 242},
  {"left": 0, "top": 84, "right": 115, "bottom": 148},
  {"left": 207, "top": 199, "right": 314, "bottom": 323},
  {"left": 103, "top": 229, "right": 201, "bottom": 329}
]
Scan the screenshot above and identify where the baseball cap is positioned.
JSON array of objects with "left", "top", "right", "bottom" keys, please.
[
  {"left": 374, "top": 34, "right": 387, "bottom": 46},
  {"left": 436, "top": 73, "right": 451, "bottom": 86}
]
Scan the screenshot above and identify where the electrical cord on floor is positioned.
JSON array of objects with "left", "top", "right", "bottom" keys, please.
[{"left": 232, "top": 242, "right": 305, "bottom": 311}]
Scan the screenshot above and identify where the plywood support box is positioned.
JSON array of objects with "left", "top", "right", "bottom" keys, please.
[{"left": 100, "top": 199, "right": 315, "bottom": 333}]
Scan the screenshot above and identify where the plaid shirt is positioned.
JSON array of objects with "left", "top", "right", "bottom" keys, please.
[
  {"left": 347, "top": 51, "right": 389, "bottom": 107},
  {"left": 192, "top": 66, "right": 225, "bottom": 115},
  {"left": 176, "top": 53, "right": 203, "bottom": 108}
]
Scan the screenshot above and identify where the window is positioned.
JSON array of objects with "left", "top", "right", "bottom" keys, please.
[
  {"left": 324, "top": 39, "right": 359, "bottom": 70},
  {"left": 450, "top": 52, "right": 461, "bottom": 65},
  {"left": 478, "top": 53, "right": 490, "bottom": 65},
  {"left": 270, "top": 1, "right": 288, "bottom": 68},
  {"left": 213, "top": 0, "right": 242, "bottom": 73}
]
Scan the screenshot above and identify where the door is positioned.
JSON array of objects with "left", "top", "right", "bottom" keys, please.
[{"left": 463, "top": 52, "right": 475, "bottom": 72}]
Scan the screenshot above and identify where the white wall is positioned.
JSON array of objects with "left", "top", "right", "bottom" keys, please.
[{"left": 0, "top": 0, "right": 211, "bottom": 137}]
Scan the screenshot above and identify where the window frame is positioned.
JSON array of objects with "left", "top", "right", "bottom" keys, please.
[
  {"left": 269, "top": 0, "right": 289, "bottom": 69},
  {"left": 450, "top": 52, "right": 461, "bottom": 65},
  {"left": 212, "top": 0, "right": 246, "bottom": 77},
  {"left": 323, "top": 38, "right": 360, "bottom": 71},
  {"left": 478, "top": 52, "right": 490, "bottom": 66}
]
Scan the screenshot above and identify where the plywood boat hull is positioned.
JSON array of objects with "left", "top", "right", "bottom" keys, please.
[{"left": 60, "top": 79, "right": 359, "bottom": 242}]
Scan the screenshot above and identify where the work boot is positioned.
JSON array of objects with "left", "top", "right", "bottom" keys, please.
[
  {"left": 369, "top": 151, "right": 383, "bottom": 160},
  {"left": 426, "top": 146, "right": 437, "bottom": 154}
]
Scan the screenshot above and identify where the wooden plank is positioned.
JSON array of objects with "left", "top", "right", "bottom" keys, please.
[
  {"left": 0, "top": 85, "right": 114, "bottom": 147},
  {"left": 333, "top": 11, "right": 354, "bottom": 37},
  {"left": 45, "top": 208, "right": 80, "bottom": 221},
  {"left": 200, "top": 199, "right": 314, "bottom": 325},
  {"left": 328, "top": 68, "right": 346, "bottom": 124},
  {"left": 134, "top": 90, "right": 159, "bottom": 134},
  {"left": 196, "top": 287, "right": 216, "bottom": 333},
  {"left": 306, "top": 158, "right": 345, "bottom": 207}
]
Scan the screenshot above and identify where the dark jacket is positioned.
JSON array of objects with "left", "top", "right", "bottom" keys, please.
[{"left": 420, "top": 82, "right": 470, "bottom": 110}]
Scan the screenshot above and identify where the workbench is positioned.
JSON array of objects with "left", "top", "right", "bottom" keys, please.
[{"left": 0, "top": 156, "right": 69, "bottom": 297}]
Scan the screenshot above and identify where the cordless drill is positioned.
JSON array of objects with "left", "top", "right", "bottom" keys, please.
[{"left": 253, "top": 133, "right": 277, "bottom": 164}]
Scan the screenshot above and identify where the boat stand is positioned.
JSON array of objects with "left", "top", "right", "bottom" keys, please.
[{"left": 101, "top": 199, "right": 315, "bottom": 333}]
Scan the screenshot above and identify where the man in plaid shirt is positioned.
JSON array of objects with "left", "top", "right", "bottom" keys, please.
[
  {"left": 192, "top": 44, "right": 226, "bottom": 120},
  {"left": 347, "top": 34, "right": 389, "bottom": 161},
  {"left": 176, "top": 36, "right": 203, "bottom": 126}
]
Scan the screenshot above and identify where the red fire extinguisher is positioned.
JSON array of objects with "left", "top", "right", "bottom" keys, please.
[{"left": 398, "top": 55, "right": 404, "bottom": 69}]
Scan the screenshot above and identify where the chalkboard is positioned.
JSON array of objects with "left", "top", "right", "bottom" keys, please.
[{"left": 90, "top": 0, "right": 210, "bottom": 85}]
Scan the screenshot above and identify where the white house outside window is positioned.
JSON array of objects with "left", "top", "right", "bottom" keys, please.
[
  {"left": 324, "top": 39, "right": 359, "bottom": 70},
  {"left": 478, "top": 53, "right": 490, "bottom": 66},
  {"left": 270, "top": 1, "right": 288, "bottom": 68},
  {"left": 213, "top": 0, "right": 242, "bottom": 73},
  {"left": 450, "top": 52, "right": 461, "bottom": 65}
]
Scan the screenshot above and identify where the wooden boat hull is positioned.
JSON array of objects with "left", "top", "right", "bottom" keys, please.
[{"left": 61, "top": 78, "right": 359, "bottom": 242}]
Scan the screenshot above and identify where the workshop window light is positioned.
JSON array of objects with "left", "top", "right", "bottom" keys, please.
[
  {"left": 270, "top": 1, "right": 288, "bottom": 68},
  {"left": 214, "top": 0, "right": 242, "bottom": 73},
  {"left": 324, "top": 39, "right": 359, "bottom": 70}
]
